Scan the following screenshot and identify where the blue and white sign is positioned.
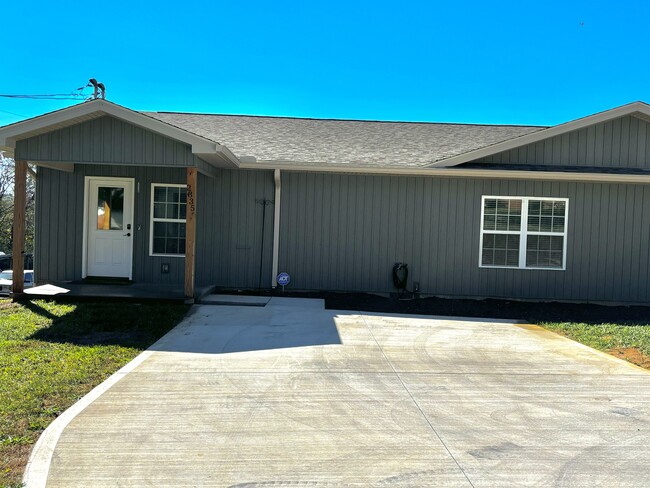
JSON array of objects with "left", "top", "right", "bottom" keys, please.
[{"left": 276, "top": 272, "right": 291, "bottom": 287}]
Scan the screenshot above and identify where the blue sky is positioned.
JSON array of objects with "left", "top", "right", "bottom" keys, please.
[{"left": 2, "top": 0, "right": 649, "bottom": 126}]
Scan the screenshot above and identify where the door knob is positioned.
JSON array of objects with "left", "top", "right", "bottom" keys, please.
[{"left": 124, "top": 233, "right": 131, "bottom": 237}]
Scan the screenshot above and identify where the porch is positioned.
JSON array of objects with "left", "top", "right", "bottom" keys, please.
[
  {"left": 0, "top": 99, "right": 242, "bottom": 301},
  {"left": 24, "top": 282, "right": 216, "bottom": 303}
]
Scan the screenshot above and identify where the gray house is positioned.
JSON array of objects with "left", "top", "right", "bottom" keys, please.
[{"left": 1, "top": 99, "right": 649, "bottom": 304}]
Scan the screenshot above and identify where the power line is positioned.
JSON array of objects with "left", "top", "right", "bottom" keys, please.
[
  {"left": 0, "top": 79, "right": 106, "bottom": 103},
  {"left": 0, "top": 94, "right": 87, "bottom": 100},
  {"left": 0, "top": 108, "right": 29, "bottom": 118}
]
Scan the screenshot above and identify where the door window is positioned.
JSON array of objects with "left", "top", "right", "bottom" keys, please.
[{"left": 97, "top": 187, "right": 125, "bottom": 230}]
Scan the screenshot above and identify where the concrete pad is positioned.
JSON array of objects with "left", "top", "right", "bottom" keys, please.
[{"left": 27, "top": 298, "right": 650, "bottom": 487}]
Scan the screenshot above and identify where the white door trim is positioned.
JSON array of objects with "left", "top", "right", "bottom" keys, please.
[{"left": 82, "top": 176, "right": 136, "bottom": 280}]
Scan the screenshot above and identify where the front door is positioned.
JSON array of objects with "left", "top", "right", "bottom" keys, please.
[{"left": 86, "top": 178, "right": 134, "bottom": 278}]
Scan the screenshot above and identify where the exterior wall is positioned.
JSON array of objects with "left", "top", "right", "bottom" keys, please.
[
  {"left": 15, "top": 115, "right": 217, "bottom": 176},
  {"left": 35, "top": 165, "right": 274, "bottom": 288},
  {"left": 35, "top": 164, "right": 650, "bottom": 304},
  {"left": 278, "top": 172, "right": 650, "bottom": 304},
  {"left": 476, "top": 115, "right": 650, "bottom": 169}
]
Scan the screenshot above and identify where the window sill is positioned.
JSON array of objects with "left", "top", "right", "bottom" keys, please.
[
  {"left": 479, "top": 265, "right": 566, "bottom": 271},
  {"left": 150, "top": 254, "right": 186, "bottom": 258}
]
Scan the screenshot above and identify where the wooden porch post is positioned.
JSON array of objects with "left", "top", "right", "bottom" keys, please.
[
  {"left": 12, "top": 160, "right": 27, "bottom": 297},
  {"left": 184, "top": 167, "right": 197, "bottom": 300}
]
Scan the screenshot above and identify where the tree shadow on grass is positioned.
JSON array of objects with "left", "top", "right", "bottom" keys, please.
[{"left": 25, "top": 300, "right": 190, "bottom": 349}]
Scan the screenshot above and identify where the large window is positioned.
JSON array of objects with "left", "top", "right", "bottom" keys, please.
[
  {"left": 480, "top": 196, "right": 568, "bottom": 270},
  {"left": 150, "top": 184, "right": 187, "bottom": 257}
]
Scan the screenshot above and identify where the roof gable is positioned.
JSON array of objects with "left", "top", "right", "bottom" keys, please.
[
  {"left": 0, "top": 100, "right": 239, "bottom": 168},
  {"left": 469, "top": 114, "right": 650, "bottom": 171},
  {"left": 427, "top": 101, "right": 650, "bottom": 168}
]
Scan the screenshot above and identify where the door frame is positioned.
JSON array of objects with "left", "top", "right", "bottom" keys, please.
[{"left": 82, "top": 176, "right": 136, "bottom": 280}]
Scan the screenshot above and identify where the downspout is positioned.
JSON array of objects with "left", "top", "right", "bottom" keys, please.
[{"left": 271, "top": 169, "right": 281, "bottom": 288}]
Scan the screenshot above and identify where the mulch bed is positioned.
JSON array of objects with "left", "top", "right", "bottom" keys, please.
[{"left": 220, "top": 289, "right": 650, "bottom": 325}]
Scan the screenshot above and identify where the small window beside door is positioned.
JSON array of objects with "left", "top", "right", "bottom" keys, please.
[{"left": 150, "top": 184, "right": 187, "bottom": 257}]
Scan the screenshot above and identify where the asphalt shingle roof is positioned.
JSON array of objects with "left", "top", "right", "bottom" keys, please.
[{"left": 143, "top": 111, "right": 546, "bottom": 168}]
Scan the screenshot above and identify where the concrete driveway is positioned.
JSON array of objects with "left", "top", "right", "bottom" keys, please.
[{"left": 31, "top": 297, "right": 650, "bottom": 487}]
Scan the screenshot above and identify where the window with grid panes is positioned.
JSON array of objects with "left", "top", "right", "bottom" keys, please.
[
  {"left": 480, "top": 196, "right": 568, "bottom": 270},
  {"left": 150, "top": 184, "right": 187, "bottom": 256}
]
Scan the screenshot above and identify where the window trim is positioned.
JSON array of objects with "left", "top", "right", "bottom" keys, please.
[
  {"left": 149, "top": 183, "right": 187, "bottom": 258},
  {"left": 479, "top": 195, "right": 569, "bottom": 271}
]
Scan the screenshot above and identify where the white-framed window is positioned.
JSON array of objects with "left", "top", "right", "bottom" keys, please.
[
  {"left": 479, "top": 196, "right": 568, "bottom": 270},
  {"left": 150, "top": 184, "right": 187, "bottom": 257}
]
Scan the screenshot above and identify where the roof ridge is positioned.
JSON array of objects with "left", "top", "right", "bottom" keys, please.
[{"left": 142, "top": 111, "right": 548, "bottom": 128}]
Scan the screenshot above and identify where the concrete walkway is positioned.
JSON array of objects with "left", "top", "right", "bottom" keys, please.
[{"left": 30, "top": 298, "right": 650, "bottom": 487}]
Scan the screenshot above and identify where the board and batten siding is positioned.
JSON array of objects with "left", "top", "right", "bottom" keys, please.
[
  {"left": 35, "top": 164, "right": 650, "bottom": 304},
  {"left": 15, "top": 115, "right": 217, "bottom": 176},
  {"left": 476, "top": 115, "right": 650, "bottom": 169},
  {"left": 35, "top": 165, "right": 274, "bottom": 288},
  {"left": 278, "top": 172, "right": 650, "bottom": 304}
]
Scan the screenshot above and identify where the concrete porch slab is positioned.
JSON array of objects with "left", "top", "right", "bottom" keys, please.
[{"left": 24, "top": 282, "right": 214, "bottom": 302}]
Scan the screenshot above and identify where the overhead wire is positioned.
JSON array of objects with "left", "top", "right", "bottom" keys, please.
[{"left": 0, "top": 94, "right": 88, "bottom": 100}]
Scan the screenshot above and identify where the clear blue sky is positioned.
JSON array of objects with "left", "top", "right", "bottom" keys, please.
[{"left": 2, "top": 0, "right": 649, "bottom": 127}]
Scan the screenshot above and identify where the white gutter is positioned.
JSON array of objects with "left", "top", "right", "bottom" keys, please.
[
  {"left": 239, "top": 161, "right": 650, "bottom": 184},
  {"left": 271, "top": 169, "right": 281, "bottom": 288}
]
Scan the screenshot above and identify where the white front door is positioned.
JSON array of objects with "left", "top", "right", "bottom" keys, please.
[{"left": 86, "top": 178, "right": 134, "bottom": 278}]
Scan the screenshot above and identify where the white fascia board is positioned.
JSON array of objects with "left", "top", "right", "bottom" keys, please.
[
  {"left": 215, "top": 145, "right": 241, "bottom": 167},
  {"left": 427, "top": 101, "right": 650, "bottom": 168},
  {"left": 0, "top": 99, "right": 224, "bottom": 157},
  {"left": 240, "top": 160, "right": 650, "bottom": 184}
]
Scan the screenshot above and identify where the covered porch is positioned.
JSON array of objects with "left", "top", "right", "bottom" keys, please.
[
  {"left": 23, "top": 282, "right": 216, "bottom": 303},
  {"left": 0, "top": 99, "right": 241, "bottom": 301}
]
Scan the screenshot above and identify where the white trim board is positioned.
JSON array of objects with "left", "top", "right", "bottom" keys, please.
[
  {"left": 478, "top": 195, "right": 569, "bottom": 271},
  {"left": 239, "top": 161, "right": 650, "bottom": 183},
  {"left": 149, "top": 183, "right": 187, "bottom": 258}
]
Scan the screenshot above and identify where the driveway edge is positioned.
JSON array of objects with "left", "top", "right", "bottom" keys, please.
[
  {"left": 21, "top": 315, "right": 195, "bottom": 488},
  {"left": 515, "top": 323, "right": 650, "bottom": 374},
  {"left": 22, "top": 349, "right": 155, "bottom": 488}
]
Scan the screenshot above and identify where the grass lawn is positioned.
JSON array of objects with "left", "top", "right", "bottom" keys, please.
[
  {"left": 540, "top": 320, "right": 650, "bottom": 369},
  {"left": 0, "top": 299, "right": 188, "bottom": 488}
]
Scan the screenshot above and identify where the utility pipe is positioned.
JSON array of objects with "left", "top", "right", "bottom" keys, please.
[{"left": 271, "top": 169, "right": 281, "bottom": 288}]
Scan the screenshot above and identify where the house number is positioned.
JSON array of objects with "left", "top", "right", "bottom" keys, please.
[{"left": 186, "top": 186, "right": 196, "bottom": 214}]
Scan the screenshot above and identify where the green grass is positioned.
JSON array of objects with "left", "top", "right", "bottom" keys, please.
[
  {"left": 0, "top": 299, "right": 188, "bottom": 488},
  {"left": 540, "top": 320, "right": 650, "bottom": 368}
]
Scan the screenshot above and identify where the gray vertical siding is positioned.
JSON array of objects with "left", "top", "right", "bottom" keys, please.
[
  {"left": 477, "top": 115, "right": 650, "bottom": 169},
  {"left": 278, "top": 172, "right": 650, "bottom": 304},
  {"left": 35, "top": 165, "right": 274, "bottom": 288},
  {"left": 195, "top": 170, "right": 275, "bottom": 289},
  {"left": 15, "top": 115, "right": 217, "bottom": 175},
  {"left": 35, "top": 164, "right": 650, "bottom": 304}
]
